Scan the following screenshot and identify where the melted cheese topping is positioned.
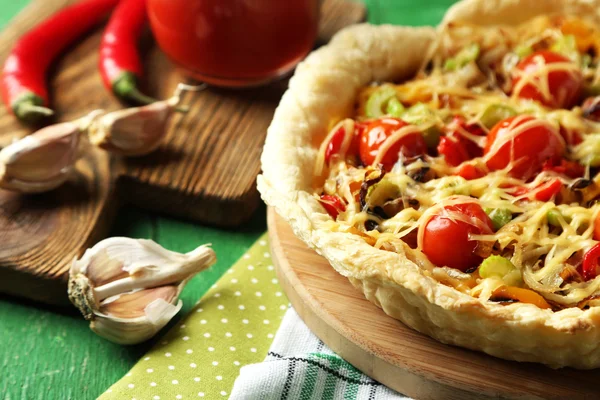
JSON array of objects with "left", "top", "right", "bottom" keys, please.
[
  {"left": 314, "top": 14, "right": 600, "bottom": 310},
  {"left": 374, "top": 125, "right": 423, "bottom": 165}
]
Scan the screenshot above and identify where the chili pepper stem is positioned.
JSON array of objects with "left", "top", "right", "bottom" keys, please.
[
  {"left": 14, "top": 103, "right": 54, "bottom": 120},
  {"left": 113, "top": 72, "right": 158, "bottom": 105},
  {"left": 12, "top": 92, "right": 54, "bottom": 124}
]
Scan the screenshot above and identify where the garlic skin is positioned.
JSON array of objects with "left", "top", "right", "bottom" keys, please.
[
  {"left": 68, "top": 237, "right": 216, "bottom": 345},
  {"left": 88, "top": 83, "right": 206, "bottom": 157},
  {"left": 0, "top": 110, "right": 103, "bottom": 193},
  {"left": 88, "top": 100, "right": 174, "bottom": 157}
]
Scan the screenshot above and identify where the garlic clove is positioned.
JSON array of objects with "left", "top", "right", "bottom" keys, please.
[
  {"left": 68, "top": 236, "right": 216, "bottom": 344},
  {"left": 88, "top": 101, "right": 173, "bottom": 157},
  {"left": 88, "top": 83, "right": 206, "bottom": 157},
  {"left": 0, "top": 110, "right": 103, "bottom": 193},
  {"left": 99, "top": 285, "right": 179, "bottom": 319},
  {"left": 92, "top": 299, "right": 183, "bottom": 345}
]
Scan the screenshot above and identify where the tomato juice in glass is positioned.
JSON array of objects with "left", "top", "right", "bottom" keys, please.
[{"left": 147, "top": 0, "right": 320, "bottom": 87}]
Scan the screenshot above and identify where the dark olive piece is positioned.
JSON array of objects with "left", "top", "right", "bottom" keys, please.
[
  {"left": 569, "top": 178, "right": 593, "bottom": 191},
  {"left": 364, "top": 220, "right": 379, "bottom": 231}
]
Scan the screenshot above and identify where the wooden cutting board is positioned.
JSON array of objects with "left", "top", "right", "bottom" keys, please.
[
  {"left": 0, "top": 0, "right": 365, "bottom": 305},
  {"left": 267, "top": 208, "right": 600, "bottom": 400}
]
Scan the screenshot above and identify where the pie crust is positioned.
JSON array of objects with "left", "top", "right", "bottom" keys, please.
[{"left": 257, "top": 0, "right": 600, "bottom": 369}]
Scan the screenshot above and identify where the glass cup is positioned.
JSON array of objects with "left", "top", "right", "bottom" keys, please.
[{"left": 147, "top": 0, "right": 320, "bottom": 88}]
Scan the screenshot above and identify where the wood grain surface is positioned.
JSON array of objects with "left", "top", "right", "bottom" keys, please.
[
  {"left": 267, "top": 208, "right": 600, "bottom": 400},
  {"left": 0, "top": 0, "right": 366, "bottom": 305}
]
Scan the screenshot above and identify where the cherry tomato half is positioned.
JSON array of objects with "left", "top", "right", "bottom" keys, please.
[
  {"left": 421, "top": 201, "right": 494, "bottom": 272},
  {"left": 324, "top": 123, "right": 362, "bottom": 164},
  {"left": 319, "top": 194, "right": 346, "bottom": 219},
  {"left": 359, "top": 118, "right": 427, "bottom": 170},
  {"left": 484, "top": 115, "right": 565, "bottom": 180},
  {"left": 581, "top": 243, "right": 600, "bottom": 281},
  {"left": 512, "top": 50, "right": 583, "bottom": 109}
]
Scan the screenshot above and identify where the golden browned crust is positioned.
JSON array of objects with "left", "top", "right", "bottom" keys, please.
[{"left": 257, "top": 1, "right": 600, "bottom": 369}]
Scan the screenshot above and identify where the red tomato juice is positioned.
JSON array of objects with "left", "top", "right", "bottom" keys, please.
[{"left": 148, "top": 0, "right": 320, "bottom": 87}]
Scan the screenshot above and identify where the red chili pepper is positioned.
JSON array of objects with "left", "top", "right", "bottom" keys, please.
[
  {"left": 542, "top": 159, "right": 585, "bottom": 179},
  {"left": 319, "top": 194, "right": 346, "bottom": 219},
  {"left": 99, "top": 0, "right": 156, "bottom": 104},
  {"left": 581, "top": 243, "right": 600, "bottom": 281},
  {"left": 1, "top": 0, "right": 120, "bottom": 124}
]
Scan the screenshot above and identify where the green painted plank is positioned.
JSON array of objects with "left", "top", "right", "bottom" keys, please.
[{"left": 0, "top": 0, "right": 29, "bottom": 29}]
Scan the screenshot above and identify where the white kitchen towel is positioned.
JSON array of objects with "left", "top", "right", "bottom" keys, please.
[{"left": 230, "top": 308, "right": 409, "bottom": 399}]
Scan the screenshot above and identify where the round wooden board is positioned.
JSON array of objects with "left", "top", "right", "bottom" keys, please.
[{"left": 267, "top": 208, "right": 600, "bottom": 400}]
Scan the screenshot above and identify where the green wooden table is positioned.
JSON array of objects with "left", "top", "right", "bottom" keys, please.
[{"left": 0, "top": 1, "right": 456, "bottom": 399}]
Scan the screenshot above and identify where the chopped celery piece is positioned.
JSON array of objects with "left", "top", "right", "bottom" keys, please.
[
  {"left": 444, "top": 43, "right": 480, "bottom": 71},
  {"left": 479, "top": 255, "right": 522, "bottom": 286},
  {"left": 479, "top": 255, "right": 515, "bottom": 278},
  {"left": 401, "top": 103, "right": 433, "bottom": 122},
  {"left": 401, "top": 103, "right": 440, "bottom": 148},
  {"left": 480, "top": 104, "right": 517, "bottom": 129},
  {"left": 547, "top": 209, "right": 561, "bottom": 227},
  {"left": 484, "top": 208, "right": 512, "bottom": 231},
  {"left": 386, "top": 97, "right": 405, "bottom": 117},
  {"left": 550, "top": 34, "right": 579, "bottom": 62},
  {"left": 366, "top": 86, "right": 397, "bottom": 118},
  {"left": 547, "top": 209, "right": 571, "bottom": 227},
  {"left": 443, "top": 58, "right": 458, "bottom": 71},
  {"left": 514, "top": 44, "right": 533, "bottom": 58}
]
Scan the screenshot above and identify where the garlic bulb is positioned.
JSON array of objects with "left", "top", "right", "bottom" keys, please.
[
  {"left": 68, "top": 237, "right": 216, "bottom": 344},
  {"left": 0, "top": 110, "right": 103, "bottom": 193},
  {"left": 88, "top": 83, "right": 206, "bottom": 156}
]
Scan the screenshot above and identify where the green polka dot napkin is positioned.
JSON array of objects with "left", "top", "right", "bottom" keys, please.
[{"left": 99, "top": 233, "right": 289, "bottom": 400}]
